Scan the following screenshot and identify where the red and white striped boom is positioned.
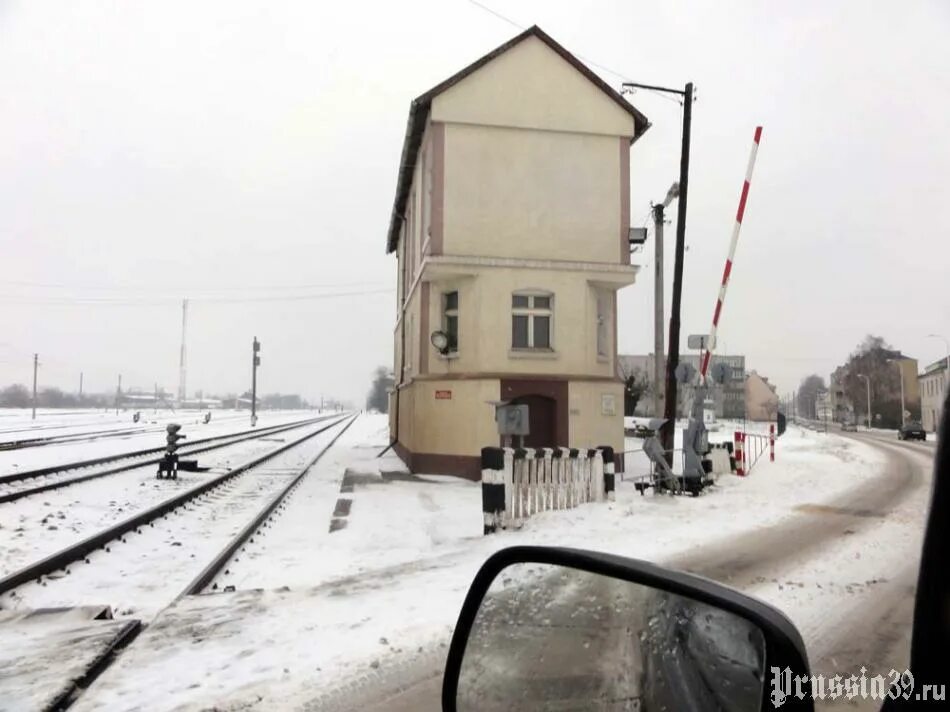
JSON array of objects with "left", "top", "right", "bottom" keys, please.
[{"left": 701, "top": 126, "right": 763, "bottom": 379}]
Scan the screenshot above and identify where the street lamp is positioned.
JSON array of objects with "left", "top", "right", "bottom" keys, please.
[
  {"left": 887, "top": 358, "right": 906, "bottom": 427},
  {"left": 857, "top": 374, "right": 871, "bottom": 431}
]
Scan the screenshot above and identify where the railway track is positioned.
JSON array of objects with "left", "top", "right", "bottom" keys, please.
[
  {"left": 0, "top": 413, "right": 254, "bottom": 450},
  {"left": 0, "top": 413, "right": 358, "bottom": 709},
  {"left": 0, "top": 415, "right": 339, "bottom": 504},
  {"left": 0, "top": 425, "right": 151, "bottom": 451}
]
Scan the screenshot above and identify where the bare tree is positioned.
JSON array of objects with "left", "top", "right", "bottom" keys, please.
[
  {"left": 0, "top": 384, "right": 30, "bottom": 408},
  {"left": 366, "top": 367, "right": 394, "bottom": 413},
  {"left": 836, "top": 334, "right": 908, "bottom": 428},
  {"left": 617, "top": 360, "right": 650, "bottom": 417},
  {"left": 797, "top": 374, "right": 826, "bottom": 420}
]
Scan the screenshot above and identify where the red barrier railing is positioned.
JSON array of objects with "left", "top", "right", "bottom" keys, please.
[{"left": 735, "top": 427, "right": 775, "bottom": 475}]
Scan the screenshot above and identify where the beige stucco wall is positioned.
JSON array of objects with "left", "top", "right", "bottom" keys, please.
[
  {"left": 897, "top": 359, "right": 920, "bottom": 415},
  {"left": 396, "top": 378, "right": 622, "bottom": 461},
  {"left": 441, "top": 122, "right": 623, "bottom": 263},
  {"left": 431, "top": 35, "right": 637, "bottom": 138},
  {"left": 568, "top": 380, "right": 625, "bottom": 453},
  {"left": 397, "top": 378, "right": 499, "bottom": 457},
  {"left": 422, "top": 266, "right": 624, "bottom": 379},
  {"left": 745, "top": 375, "right": 779, "bottom": 421}
]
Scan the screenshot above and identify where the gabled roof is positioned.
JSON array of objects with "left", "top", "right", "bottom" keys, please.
[{"left": 385, "top": 25, "right": 651, "bottom": 253}]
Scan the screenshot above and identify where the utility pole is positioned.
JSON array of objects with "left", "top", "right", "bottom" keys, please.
[
  {"left": 79, "top": 372, "right": 84, "bottom": 401},
  {"left": 154, "top": 382, "right": 159, "bottom": 414},
  {"left": 651, "top": 183, "right": 680, "bottom": 418},
  {"left": 251, "top": 337, "right": 261, "bottom": 426},
  {"left": 662, "top": 82, "right": 694, "bottom": 463},
  {"left": 116, "top": 374, "right": 122, "bottom": 415},
  {"left": 621, "top": 80, "right": 693, "bottom": 465},
  {"left": 178, "top": 298, "right": 188, "bottom": 405},
  {"left": 31, "top": 353, "right": 39, "bottom": 420}
]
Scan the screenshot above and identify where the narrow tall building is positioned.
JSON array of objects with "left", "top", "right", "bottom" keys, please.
[{"left": 386, "top": 26, "right": 649, "bottom": 478}]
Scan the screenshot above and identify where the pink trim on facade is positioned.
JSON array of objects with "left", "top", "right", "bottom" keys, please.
[
  {"left": 619, "top": 138, "right": 630, "bottom": 265},
  {"left": 419, "top": 282, "right": 430, "bottom": 375},
  {"left": 430, "top": 122, "right": 445, "bottom": 255}
]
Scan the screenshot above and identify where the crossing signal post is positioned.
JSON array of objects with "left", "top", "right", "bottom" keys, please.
[
  {"left": 251, "top": 337, "right": 261, "bottom": 427},
  {"left": 158, "top": 423, "right": 186, "bottom": 479}
]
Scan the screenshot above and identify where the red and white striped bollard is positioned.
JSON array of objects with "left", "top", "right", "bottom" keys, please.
[{"left": 734, "top": 430, "right": 745, "bottom": 476}]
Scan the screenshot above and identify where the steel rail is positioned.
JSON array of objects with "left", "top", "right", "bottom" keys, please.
[{"left": 182, "top": 413, "right": 360, "bottom": 595}]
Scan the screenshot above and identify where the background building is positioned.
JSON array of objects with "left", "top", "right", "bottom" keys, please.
[
  {"left": 920, "top": 359, "right": 948, "bottom": 432},
  {"left": 895, "top": 357, "right": 921, "bottom": 422},
  {"left": 387, "top": 26, "right": 649, "bottom": 478},
  {"left": 829, "top": 366, "right": 854, "bottom": 423},
  {"left": 745, "top": 372, "right": 780, "bottom": 421},
  {"left": 814, "top": 389, "right": 833, "bottom": 423}
]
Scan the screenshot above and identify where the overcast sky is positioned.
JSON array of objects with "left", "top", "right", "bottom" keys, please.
[{"left": 1, "top": 0, "right": 948, "bottom": 404}]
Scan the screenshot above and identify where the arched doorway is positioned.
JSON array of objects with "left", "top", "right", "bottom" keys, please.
[{"left": 509, "top": 394, "right": 557, "bottom": 448}]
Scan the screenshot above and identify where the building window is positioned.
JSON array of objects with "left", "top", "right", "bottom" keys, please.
[
  {"left": 512, "top": 293, "right": 552, "bottom": 350},
  {"left": 596, "top": 291, "right": 608, "bottom": 358},
  {"left": 443, "top": 291, "right": 458, "bottom": 352}
]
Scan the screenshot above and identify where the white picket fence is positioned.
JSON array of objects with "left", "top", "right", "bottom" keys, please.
[{"left": 482, "top": 447, "right": 612, "bottom": 532}]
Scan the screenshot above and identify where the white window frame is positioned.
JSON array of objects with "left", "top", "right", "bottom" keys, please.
[{"left": 511, "top": 291, "right": 554, "bottom": 351}]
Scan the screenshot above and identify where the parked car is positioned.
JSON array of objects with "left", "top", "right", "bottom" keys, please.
[
  {"left": 898, "top": 421, "right": 927, "bottom": 441},
  {"left": 841, "top": 421, "right": 857, "bottom": 432}
]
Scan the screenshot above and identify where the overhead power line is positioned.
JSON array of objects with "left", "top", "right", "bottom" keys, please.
[
  {"left": 0, "top": 287, "right": 395, "bottom": 307},
  {"left": 0, "top": 279, "right": 391, "bottom": 294}
]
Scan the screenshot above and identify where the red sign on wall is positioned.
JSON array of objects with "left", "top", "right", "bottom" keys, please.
[{"left": 435, "top": 390, "right": 452, "bottom": 400}]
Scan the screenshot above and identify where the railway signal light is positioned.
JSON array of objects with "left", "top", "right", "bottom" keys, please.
[
  {"left": 165, "top": 423, "right": 186, "bottom": 453},
  {"left": 159, "top": 423, "right": 185, "bottom": 479}
]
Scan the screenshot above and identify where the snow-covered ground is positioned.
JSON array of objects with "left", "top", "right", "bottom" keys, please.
[
  {"left": 6, "top": 420, "right": 354, "bottom": 620},
  {"left": 61, "top": 417, "right": 920, "bottom": 711},
  {"left": 0, "top": 414, "right": 349, "bottom": 579}
]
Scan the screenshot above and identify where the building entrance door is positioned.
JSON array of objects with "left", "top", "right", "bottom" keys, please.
[{"left": 510, "top": 394, "right": 557, "bottom": 448}]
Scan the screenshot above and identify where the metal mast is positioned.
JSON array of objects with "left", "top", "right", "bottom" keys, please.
[{"left": 178, "top": 298, "right": 188, "bottom": 404}]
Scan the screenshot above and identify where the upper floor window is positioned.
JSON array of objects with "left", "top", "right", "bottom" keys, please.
[
  {"left": 512, "top": 293, "right": 552, "bottom": 350},
  {"left": 596, "top": 292, "right": 608, "bottom": 358},
  {"left": 443, "top": 291, "right": 458, "bottom": 353}
]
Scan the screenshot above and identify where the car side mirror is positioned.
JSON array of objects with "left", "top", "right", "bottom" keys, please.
[{"left": 442, "top": 546, "right": 814, "bottom": 711}]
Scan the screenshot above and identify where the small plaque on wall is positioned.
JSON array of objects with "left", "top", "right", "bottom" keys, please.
[{"left": 601, "top": 394, "right": 617, "bottom": 416}]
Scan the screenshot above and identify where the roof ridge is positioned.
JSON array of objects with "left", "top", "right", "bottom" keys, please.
[{"left": 386, "top": 25, "right": 650, "bottom": 253}]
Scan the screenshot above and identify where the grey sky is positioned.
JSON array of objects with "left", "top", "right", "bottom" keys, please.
[{"left": 1, "top": 0, "right": 948, "bottom": 403}]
